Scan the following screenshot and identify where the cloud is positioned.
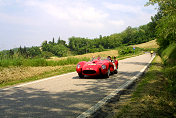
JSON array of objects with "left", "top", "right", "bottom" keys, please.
[
  {"left": 103, "top": 1, "right": 155, "bottom": 27},
  {"left": 0, "top": 0, "right": 156, "bottom": 50},
  {"left": 25, "top": 0, "right": 108, "bottom": 22},
  {"left": 108, "top": 20, "right": 124, "bottom": 26},
  {"left": 0, "top": 12, "right": 39, "bottom": 26},
  {"left": 103, "top": 2, "right": 143, "bottom": 14}
]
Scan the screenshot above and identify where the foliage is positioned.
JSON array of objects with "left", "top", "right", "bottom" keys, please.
[
  {"left": 41, "top": 38, "right": 69, "bottom": 57},
  {"left": 147, "top": 0, "right": 176, "bottom": 48},
  {"left": 118, "top": 46, "right": 141, "bottom": 56},
  {"left": 147, "top": 0, "right": 176, "bottom": 95},
  {"left": 68, "top": 24, "right": 154, "bottom": 55},
  {"left": 47, "top": 57, "right": 90, "bottom": 66},
  {"left": 41, "top": 51, "right": 54, "bottom": 59}
]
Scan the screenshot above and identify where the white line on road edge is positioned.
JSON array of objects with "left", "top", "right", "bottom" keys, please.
[
  {"left": 77, "top": 54, "right": 156, "bottom": 118},
  {"left": 1, "top": 72, "right": 76, "bottom": 91}
]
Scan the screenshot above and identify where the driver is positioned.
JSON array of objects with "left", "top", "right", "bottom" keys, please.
[
  {"left": 114, "top": 56, "right": 118, "bottom": 69},
  {"left": 107, "top": 56, "right": 112, "bottom": 62},
  {"left": 97, "top": 55, "right": 101, "bottom": 60},
  {"left": 92, "top": 56, "right": 95, "bottom": 61}
]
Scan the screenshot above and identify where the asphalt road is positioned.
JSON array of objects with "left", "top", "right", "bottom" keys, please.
[{"left": 0, "top": 53, "right": 153, "bottom": 118}]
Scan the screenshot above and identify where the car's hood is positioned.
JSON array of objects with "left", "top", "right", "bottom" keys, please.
[{"left": 82, "top": 61, "right": 105, "bottom": 70}]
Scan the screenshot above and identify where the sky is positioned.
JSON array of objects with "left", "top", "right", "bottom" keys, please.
[{"left": 0, "top": 0, "right": 157, "bottom": 50}]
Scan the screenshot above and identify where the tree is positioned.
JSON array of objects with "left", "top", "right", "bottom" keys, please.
[
  {"left": 147, "top": 0, "right": 176, "bottom": 48},
  {"left": 9, "top": 49, "right": 14, "bottom": 58},
  {"left": 51, "top": 44, "right": 68, "bottom": 57},
  {"left": 28, "top": 46, "right": 42, "bottom": 58},
  {"left": 52, "top": 37, "right": 55, "bottom": 44}
]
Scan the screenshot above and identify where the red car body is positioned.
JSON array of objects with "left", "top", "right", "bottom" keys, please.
[{"left": 76, "top": 58, "right": 118, "bottom": 78}]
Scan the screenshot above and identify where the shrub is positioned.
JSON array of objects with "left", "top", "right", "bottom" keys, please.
[
  {"left": 47, "top": 57, "right": 90, "bottom": 66},
  {"left": 118, "top": 46, "right": 138, "bottom": 55},
  {"left": 22, "top": 58, "right": 48, "bottom": 66},
  {"left": 42, "top": 51, "right": 54, "bottom": 59},
  {"left": 0, "top": 58, "right": 23, "bottom": 67}
]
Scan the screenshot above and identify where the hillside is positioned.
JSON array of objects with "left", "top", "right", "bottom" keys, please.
[{"left": 134, "top": 39, "right": 159, "bottom": 49}]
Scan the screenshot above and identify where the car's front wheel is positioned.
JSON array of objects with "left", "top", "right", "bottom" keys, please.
[
  {"left": 114, "top": 69, "right": 118, "bottom": 74},
  {"left": 78, "top": 73, "right": 84, "bottom": 78},
  {"left": 105, "top": 68, "right": 110, "bottom": 78}
]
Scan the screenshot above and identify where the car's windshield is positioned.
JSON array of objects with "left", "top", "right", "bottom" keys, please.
[{"left": 90, "top": 57, "right": 111, "bottom": 61}]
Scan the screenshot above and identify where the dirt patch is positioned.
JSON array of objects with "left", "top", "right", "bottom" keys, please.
[
  {"left": 0, "top": 65, "right": 74, "bottom": 84},
  {"left": 135, "top": 40, "right": 159, "bottom": 49}
]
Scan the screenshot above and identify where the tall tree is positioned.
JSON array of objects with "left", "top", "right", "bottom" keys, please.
[{"left": 147, "top": 0, "right": 176, "bottom": 48}]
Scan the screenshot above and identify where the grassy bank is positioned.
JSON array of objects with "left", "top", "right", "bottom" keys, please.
[
  {"left": 159, "top": 43, "right": 176, "bottom": 65},
  {"left": 114, "top": 56, "right": 176, "bottom": 117}
]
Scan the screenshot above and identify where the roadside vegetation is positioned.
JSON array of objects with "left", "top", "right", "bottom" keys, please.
[
  {"left": 114, "top": 0, "right": 176, "bottom": 117},
  {"left": 114, "top": 56, "right": 176, "bottom": 117}
]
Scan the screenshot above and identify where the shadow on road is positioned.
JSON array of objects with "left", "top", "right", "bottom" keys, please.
[{"left": 0, "top": 61, "right": 149, "bottom": 117}]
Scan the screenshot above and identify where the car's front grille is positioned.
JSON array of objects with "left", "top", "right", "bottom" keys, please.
[{"left": 83, "top": 70, "right": 96, "bottom": 74}]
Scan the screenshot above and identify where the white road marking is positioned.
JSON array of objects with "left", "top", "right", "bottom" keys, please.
[{"left": 77, "top": 54, "right": 156, "bottom": 118}]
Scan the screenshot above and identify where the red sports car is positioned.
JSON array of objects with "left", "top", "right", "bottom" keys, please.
[{"left": 76, "top": 58, "right": 118, "bottom": 78}]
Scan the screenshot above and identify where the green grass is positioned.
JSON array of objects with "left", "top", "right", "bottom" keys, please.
[
  {"left": 47, "top": 57, "right": 90, "bottom": 66},
  {"left": 114, "top": 55, "right": 176, "bottom": 118},
  {"left": 164, "top": 65, "right": 176, "bottom": 94},
  {"left": 160, "top": 43, "right": 176, "bottom": 65},
  {"left": 0, "top": 57, "right": 90, "bottom": 67}
]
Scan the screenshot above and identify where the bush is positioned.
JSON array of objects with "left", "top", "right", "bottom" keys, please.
[
  {"left": 42, "top": 51, "right": 54, "bottom": 59},
  {"left": 0, "top": 58, "right": 23, "bottom": 67},
  {"left": 118, "top": 46, "right": 141, "bottom": 55},
  {"left": 22, "top": 58, "right": 48, "bottom": 66}
]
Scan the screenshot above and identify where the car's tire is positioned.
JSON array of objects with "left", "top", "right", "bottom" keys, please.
[
  {"left": 105, "top": 68, "right": 110, "bottom": 78},
  {"left": 114, "top": 69, "right": 118, "bottom": 74},
  {"left": 78, "top": 73, "right": 84, "bottom": 78}
]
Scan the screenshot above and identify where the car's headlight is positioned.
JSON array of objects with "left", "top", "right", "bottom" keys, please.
[
  {"left": 102, "top": 65, "right": 106, "bottom": 69},
  {"left": 77, "top": 64, "right": 81, "bottom": 68}
]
